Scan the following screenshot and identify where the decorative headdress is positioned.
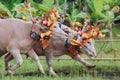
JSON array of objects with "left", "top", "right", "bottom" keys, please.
[{"left": 70, "top": 25, "right": 105, "bottom": 48}]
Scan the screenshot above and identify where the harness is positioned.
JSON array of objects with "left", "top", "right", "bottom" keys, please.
[
  {"left": 30, "top": 31, "right": 41, "bottom": 40},
  {"left": 30, "top": 21, "right": 51, "bottom": 41},
  {"left": 65, "top": 38, "right": 69, "bottom": 48},
  {"left": 58, "top": 22, "right": 83, "bottom": 57},
  {"left": 30, "top": 23, "right": 41, "bottom": 40},
  {"left": 58, "top": 23, "right": 69, "bottom": 47},
  {"left": 58, "top": 23, "right": 62, "bottom": 29}
]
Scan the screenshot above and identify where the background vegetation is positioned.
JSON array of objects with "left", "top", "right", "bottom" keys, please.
[{"left": 0, "top": 0, "right": 120, "bottom": 38}]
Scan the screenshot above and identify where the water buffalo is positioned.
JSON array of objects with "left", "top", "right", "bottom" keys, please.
[
  {"left": 5, "top": 22, "right": 97, "bottom": 76},
  {"left": 0, "top": 18, "right": 53, "bottom": 74}
]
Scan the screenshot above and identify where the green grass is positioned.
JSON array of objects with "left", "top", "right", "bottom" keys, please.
[
  {"left": 0, "top": 42, "right": 120, "bottom": 80},
  {"left": 0, "top": 57, "right": 120, "bottom": 80},
  {"left": 0, "top": 58, "right": 110, "bottom": 80}
]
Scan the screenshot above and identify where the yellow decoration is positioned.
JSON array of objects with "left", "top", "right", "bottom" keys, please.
[
  {"left": 22, "top": 15, "right": 27, "bottom": 20},
  {"left": 70, "top": 25, "right": 105, "bottom": 48},
  {"left": 17, "top": 8, "right": 28, "bottom": 13},
  {"left": 40, "top": 39, "right": 50, "bottom": 49},
  {"left": 45, "top": 8, "right": 60, "bottom": 31},
  {"left": 40, "top": 31, "right": 52, "bottom": 38},
  {"left": 75, "top": 22, "right": 83, "bottom": 27},
  {"left": 70, "top": 39, "right": 79, "bottom": 46},
  {"left": 40, "top": 31, "right": 52, "bottom": 49}
]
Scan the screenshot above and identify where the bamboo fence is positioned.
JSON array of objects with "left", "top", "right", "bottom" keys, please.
[{"left": 39, "top": 40, "right": 120, "bottom": 61}]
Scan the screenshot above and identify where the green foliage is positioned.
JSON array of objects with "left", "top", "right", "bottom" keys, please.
[
  {"left": 0, "top": 0, "right": 23, "bottom": 18},
  {"left": 12, "top": 3, "right": 37, "bottom": 21},
  {"left": 0, "top": 0, "right": 22, "bottom": 11},
  {"left": 104, "top": 0, "right": 114, "bottom": 7},
  {"left": 99, "top": 11, "right": 115, "bottom": 24},
  {"left": 58, "top": 0, "right": 64, "bottom": 5},
  {"left": 101, "top": 29, "right": 110, "bottom": 33},
  {"left": 114, "top": 15, "right": 120, "bottom": 21},
  {"left": 54, "top": 5, "right": 63, "bottom": 14},
  {"left": 27, "top": 0, "right": 54, "bottom": 14},
  {"left": 33, "top": 0, "right": 43, "bottom": 3},
  {"left": 87, "top": 0, "right": 106, "bottom": 23},
  {"left": 74, "top": 12, "right": 88, "bottom": 19},
  {"left": 87, "top": 0, "right": 120, "bottom": 27},
  {"left": 114, "top": 0, "right": 120, "bottom": 6},
  {"left": 106, "top": 11, "right": 115, "bottom": 23},
  {"left": 66, "top": 2, "right": 81, "bottom": 23},
  {"left": 103, "top": 4, "right": 110, "bottom": 10},
  {"left": 25, "top": 0, "right": 56, "bottom": 17},
  {"left": 0, "top": 0, "right": 120, "bottom": 36},
  {"left": 0, "top": 2, "right": 12, "bottom": 18},
  {"left": 87, "top": 0, "right": 98, "bottom": 23},
  {"left": 94, "top": 0, "right": 104, "bottom": 11}
]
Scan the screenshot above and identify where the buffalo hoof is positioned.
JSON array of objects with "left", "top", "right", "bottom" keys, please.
[
  {"left": 6, "top": 70, "right": 13, "bottom": 76},
  {"left": 38, "top": 68, "right": 45, "bottom": 75},
  {"left": 86, "top": 65, "right": 96, "bottom": 69},
  {"left": 49, "top": 70, "right": 57, "bottom": 77}
]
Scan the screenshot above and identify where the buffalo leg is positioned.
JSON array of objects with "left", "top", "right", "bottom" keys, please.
[
  {"left": 4, "top": 53, "right": 13, "bottom": 70},
  {"left": 27, "top": 49, "right": 45, "bottom": 74},
  {"left": 72, "top": 54, "right": 95, "bottom": 68},
  {"left": 8, "top": 49, "right": 23, "bottom": 71},
  {"left": 4, "top": 53, "right": 14, "bottom": 75},
  {"left": 45, "top": 52, "right": 57, "bottom": 77}
]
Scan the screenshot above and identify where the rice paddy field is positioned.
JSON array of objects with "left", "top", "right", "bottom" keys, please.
[{"left": 0, "top": 41, "right": 120, "bottom": 80}]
